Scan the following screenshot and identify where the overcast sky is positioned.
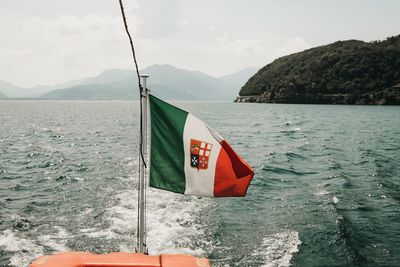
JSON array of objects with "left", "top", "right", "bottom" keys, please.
[{"left": 1, "top": 0, "right": 399, "bottom": 87}]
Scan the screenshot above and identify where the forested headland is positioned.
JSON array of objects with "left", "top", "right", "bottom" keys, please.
[{"left": 237, "top": 35, "right": 400, "bottom": 105}]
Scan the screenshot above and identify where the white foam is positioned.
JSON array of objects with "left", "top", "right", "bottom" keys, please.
[
  {"left": 37, "top": 236, "right": 67, "bottom": 251},
  {"left": 315, "top": 183, "right": 331, "bottom": 199},
  {"left": 145, "top": 189, "right": 212, "bottom": 255},
  {"left": 107, "top": 191, "right": 136, "bottom": 236},
  {"left": 106, "top": 186, "right": 212, "bottom": 256},
  {"left": 37, "top": 226, "right": 69, "bottom": 251},
  {"left": 332, "top": 196, "right": 339, "bottom": 204},
  {"left": 0, "top": 226, "right": 70, "bottom": 267},
  {"left": 315, "top": 189, "right": 330, "bottom": 196},
  {"left": 0, "top": 229, "right": 43, "bottom": 267},
  {"left": 252, "top": 230, "right": 301, "bottom": 267}
]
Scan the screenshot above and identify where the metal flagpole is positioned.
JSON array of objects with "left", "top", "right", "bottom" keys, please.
[
  {"left": 137, "top": 74, "right": 149, "bottom": 254},
  {"left": 116, "top": 1, "right": 147, "bottom": 252}
]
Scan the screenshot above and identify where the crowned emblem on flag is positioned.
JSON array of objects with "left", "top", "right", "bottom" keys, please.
[{"left": 190, "top": 139, "right": 212, "bottom": 170}]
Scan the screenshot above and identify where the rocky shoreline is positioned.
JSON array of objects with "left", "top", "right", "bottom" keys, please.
[{"left": 235, "top": 85, "right": 400, "bottom": 105}]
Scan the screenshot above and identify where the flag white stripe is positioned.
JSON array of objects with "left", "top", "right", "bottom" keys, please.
[{"left": 183, "top": 114, "right": 221, "bottom": 196}]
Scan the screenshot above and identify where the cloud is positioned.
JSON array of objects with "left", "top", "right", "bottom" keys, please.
[
  {"left": 51, "top": 15, "right": 124, "bottom": 39},
  {"left": 275, "top": 37, "right": 311, "bottom": 58},
  {"left": 53, "top": 16, "right": 83, "bottom": 35},
  {"left": 0, "top": 48, "right": 35, "bottom": 78},
  {"left": 134, "top": 0, "right": 181, "bottom": 37},
  {"left": 0, "top": 48, "right": 34, "bottom": 60},
  {"left": 217, "top": 30, "right": 235, "bottom": 43},
  {"left": 229, "top": 39, "right": 260, "bottom": 53},
  {"left": 177, "top": 20, "right": 189, "bottom": 28},
  {"left": 217, "top": 30, "right": 259, "bottom": 54},
  {"left": 0, "top": 14, "right": 134, "bottom": 87}
]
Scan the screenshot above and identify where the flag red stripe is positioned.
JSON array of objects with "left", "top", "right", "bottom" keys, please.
[{"left": 213, "top": 140, "right": 254, "bottom": 197}]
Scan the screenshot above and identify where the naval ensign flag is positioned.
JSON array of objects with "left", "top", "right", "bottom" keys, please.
[{"left": 149, "top": 94, "right": 254, "bottom": 197}]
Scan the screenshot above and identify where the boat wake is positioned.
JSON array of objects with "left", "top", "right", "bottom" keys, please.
[
  {"left": 0, "top": 226, "right": 68, "bottom": 267},
  {"left": 252, "top": 230, "right": 301, "bottom": 267},
  {"left": 100, "top": 177, "right": 213, "bottom": 255}
]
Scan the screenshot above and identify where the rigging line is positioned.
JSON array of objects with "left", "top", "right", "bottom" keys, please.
[
  {"left": 118, "top": 0, "right": 141, "bottom": 90},
  {"left": 118, "top": 0, "right": 148, "bottom": 252},
  {"left": 118, "top": 0, "right": 147, "bottom": 168}
]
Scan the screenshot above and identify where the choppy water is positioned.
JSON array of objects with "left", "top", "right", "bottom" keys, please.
[{"left": 0, "top": 100, "right": 399, "bottom": 267}]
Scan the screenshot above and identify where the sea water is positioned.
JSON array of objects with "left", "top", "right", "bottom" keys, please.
[{"left": 0, "top": 100, "right": 399, "bottom": 267}]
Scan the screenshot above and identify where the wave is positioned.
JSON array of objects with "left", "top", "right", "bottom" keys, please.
[
  {"left": 251, "top": 230, "right": 301, "bottom": 267},
  {"left": 262, "top": 165, "right": 316, "bottom": 176},
  {"left": 0, "top": 226, "right": 68, "bottom": 267}
]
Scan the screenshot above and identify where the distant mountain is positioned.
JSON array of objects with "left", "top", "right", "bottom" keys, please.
[
  {"left": 0, "top": 79, "right": 84, "bottom": 98},
  {"left": 218, "top": 67, "right": 258, "bottom": 87},
  {"left": 0, "top": 80, "right": 30, "bottom": 98},
  {"left": 0, "top": 64, "right": 257, "bottom": 100},
  {"left": 0, "top": 91, "right": 8, "bottom": 99},
  {"left": 41, "top": 64, "right": 257, "bottom": 100},
  {"left": 238, "top": 35, "right": 400, "bottom": 105},
  {"left": 143, "top": 64, "right": 234, "bottom": 100},
  {"left": 81, "top": 69, "right": 133, "bottom": 86},
  {"left": 40, "top": 82, "right": 136, "bottom": 100}
]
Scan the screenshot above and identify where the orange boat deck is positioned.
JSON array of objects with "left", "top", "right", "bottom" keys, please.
[{"left": 30, "top": 252, "right": 211, "bottom": 267}]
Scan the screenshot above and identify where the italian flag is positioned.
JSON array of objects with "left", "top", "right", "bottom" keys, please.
[{"left": 149, "top": 94, "right": 254, "bottom": 197}]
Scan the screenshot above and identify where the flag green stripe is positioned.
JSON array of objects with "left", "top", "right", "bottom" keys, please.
[{"left": 149, "top": 94, "right": 188, "bottom": 194}]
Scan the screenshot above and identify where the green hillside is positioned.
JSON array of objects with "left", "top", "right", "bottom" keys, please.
[{"left": 238, "top": 35, "right": 400, "bottom": 105}]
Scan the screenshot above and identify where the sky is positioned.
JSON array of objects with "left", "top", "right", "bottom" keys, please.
[{"left": 0, "top": 0, "right": 399, "bottom": 87}]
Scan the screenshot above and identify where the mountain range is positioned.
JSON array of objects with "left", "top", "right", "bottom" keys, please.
[
  {"left": 0, "top": 65, "right": 258, "bottom": 101},
  {"left": 0, "top": 91, "right": 8, "bottom": 99}
]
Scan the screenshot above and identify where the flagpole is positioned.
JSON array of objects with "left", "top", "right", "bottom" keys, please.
[{"left": 138, "top": 74, "right": 149, "bottom": 254}]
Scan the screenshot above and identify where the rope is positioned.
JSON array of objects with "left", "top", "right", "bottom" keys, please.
[
  {"left": 118, "top": 0, "right": 141, "bottom": 91},
  {"left": 118, "top": 0, "right": 147, "bottom": 168},
  {"left": 117, "top": 0, "right": 147, "bottom": 253}
]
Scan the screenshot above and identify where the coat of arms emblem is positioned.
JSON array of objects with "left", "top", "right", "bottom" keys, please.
[{"left": 190, "top": 139, "right": 213, "bottom": 170}]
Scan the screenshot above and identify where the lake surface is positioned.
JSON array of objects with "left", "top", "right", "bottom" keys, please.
[{"left": 0, "top": 100, "right": 399, "bottom": 267}]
